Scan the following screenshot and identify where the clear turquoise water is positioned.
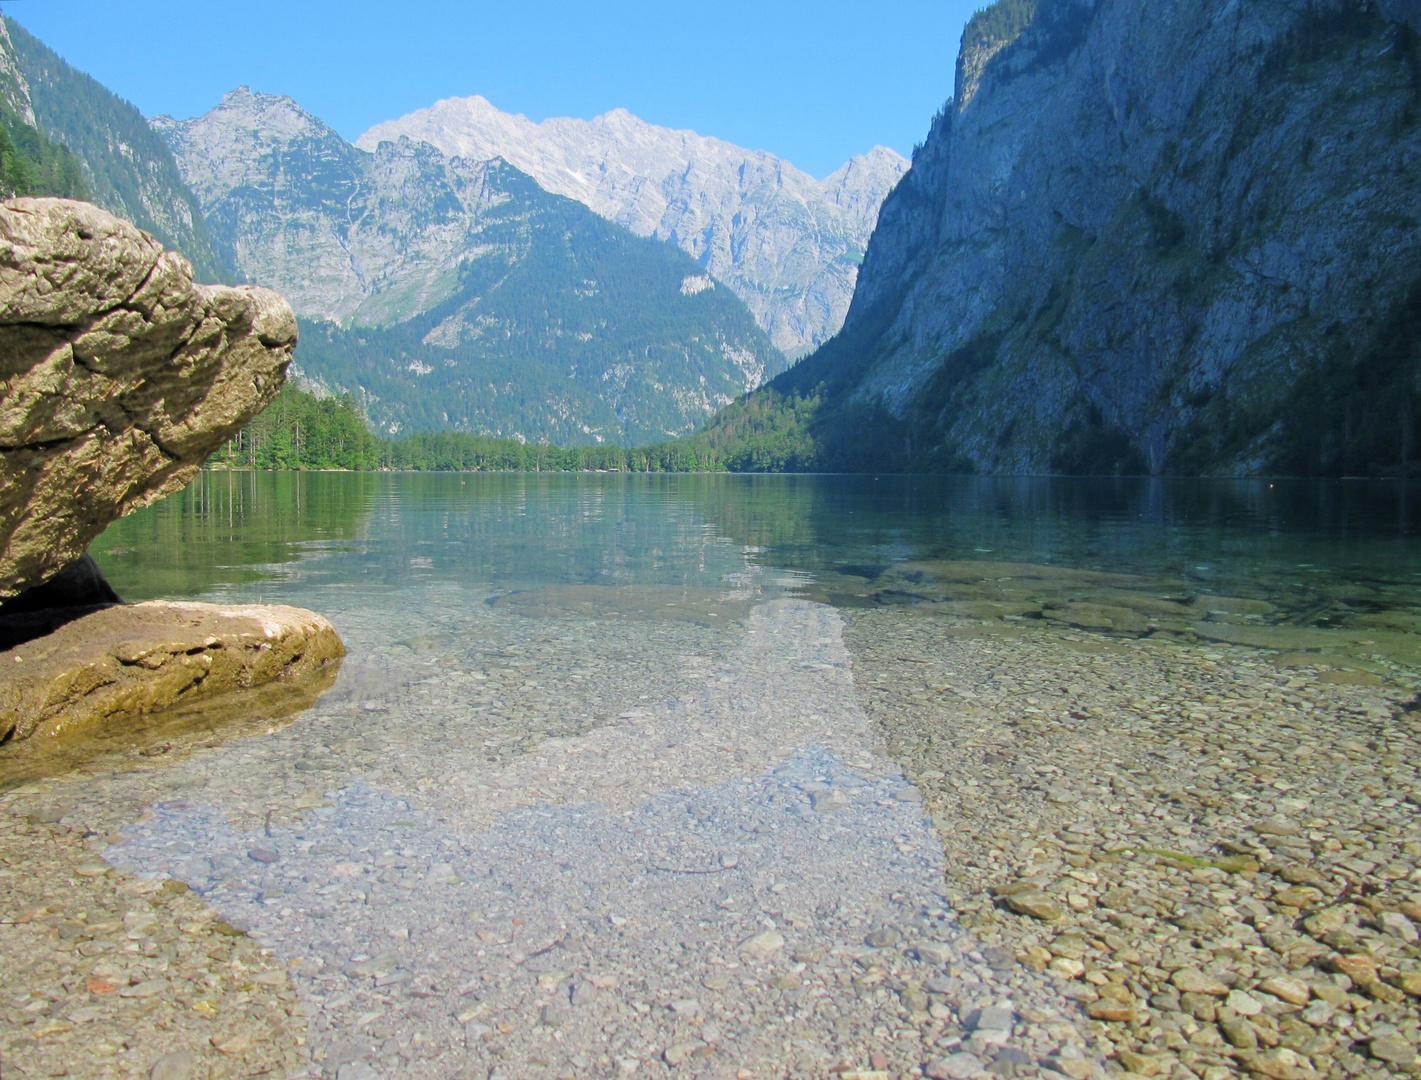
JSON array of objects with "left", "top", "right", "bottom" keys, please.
[
  {"left": 24, "top": 471, "right": 1416, "bottom": 1078},
  {"left": 93, "top": 472, "right": 1421, "bottom": 627}
]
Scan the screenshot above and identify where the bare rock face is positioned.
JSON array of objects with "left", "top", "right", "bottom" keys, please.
[
  {"left": 356, "top": 95, "right": 909, "bottom": 355},
  {"left": 0, "top": 601, "right": 344, "bottom": 747},
  {"left": 786, "top": 0, "right": 1421, "bottom": 476},
  {"left": 0, "top": 197, "right": 295, "bottom": 600}
]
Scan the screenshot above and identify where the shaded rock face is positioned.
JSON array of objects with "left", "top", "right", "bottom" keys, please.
[
  {"left": 0, "top": 553, "right": 121, "bottom": 651},
  {"left": 0, "top": 554, "right": 118, "bottom": 616},
  {"left": 0, "top": 600, "right": 344, "bottom": 748},
  {"left": 0, "top": 198, "right": 295, "bottom": 599},
  {"left": 788, "top": 0, "right": 1421, "bottom": 476}
]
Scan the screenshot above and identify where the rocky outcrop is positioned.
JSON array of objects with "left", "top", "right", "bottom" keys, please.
[
  {"left": 0, "top": 198, "right": 295, "bottom": 599},
  {"left": 0, "top": 601, "right": 343, "bottom": 747},
  {"left": 771, "top": 0, "right": 1421, "bottom": 476},
  {"left": 356, "top": 95, "right": 909, "bottom": 355},
  {"left": 153, "top": 90, "right": 509, "bottom": 329}
]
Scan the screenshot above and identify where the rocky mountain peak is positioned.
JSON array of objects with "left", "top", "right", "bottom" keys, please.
[
  {"left": 768, "top": 0, "right": 1421, "bottom": 477},
  {"left": 357, "top": 96, "right": 908, "bottom": 354}
]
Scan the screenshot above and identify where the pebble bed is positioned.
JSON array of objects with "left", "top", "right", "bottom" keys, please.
[
  {"left": 843, "top": 609, "right": 1421, "bottom": 1080},
  {"left": 1, "top": 570, "right": 1418, "bottom": 1080}
]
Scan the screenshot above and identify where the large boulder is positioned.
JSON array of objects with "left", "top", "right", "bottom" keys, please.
[
  {"left": 0, "top": 601, "right": 344, "bottom": 748},
  {"left": 0, "top": 197, "right": 295, "bottom": 600}
]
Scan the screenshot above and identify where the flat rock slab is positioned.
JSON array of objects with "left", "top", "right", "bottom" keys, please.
[{"left": 0, "top": 600, "right": 343, "bottom": 746}]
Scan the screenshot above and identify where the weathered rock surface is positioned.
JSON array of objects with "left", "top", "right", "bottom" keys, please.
[
  {"left": 0, "top": 197, "right": 295, "bottom": 598},
  {"left": 846, "top": 602, "right": 1421, "bottom": 1079},
  {"left": 357, "top": 95, "right": 909, "bottom": 355},
  {"left": 770, "top": 0, "right": 1421, "bottom": 475},
  {"left": 0, "top": 600, "right": 344, "bottom": 746}
]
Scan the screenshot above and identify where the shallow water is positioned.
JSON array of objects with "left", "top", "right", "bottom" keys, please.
[
  {"left": 92, "top": 473, "right": 1421, "bottom": 626},
  {"left": 9, "top": 473, "right": 1421, "bottom": 1078}
]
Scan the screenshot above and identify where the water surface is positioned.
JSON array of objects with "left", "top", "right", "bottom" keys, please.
[{"left": 13, "top": 473, "right": 1421, "bottom": 1078}]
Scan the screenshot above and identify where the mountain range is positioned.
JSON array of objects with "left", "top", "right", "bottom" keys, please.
[
  {"left": 153, "top": 88, "right": 782, "bottom": 444},
  {"left": 12, "top": 0, "right": 1409, "bottom": 477},
  {"left": 700, "top": 0, "right": 1421, "bottom": 478},
  {"left": 0, "top": 18, "right": 910, "bottom": 448},
  {"left": 358, "top": 96, "right": 908, "bottom": 356}
]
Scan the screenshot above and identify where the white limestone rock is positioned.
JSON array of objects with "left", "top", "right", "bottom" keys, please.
[{"left": 357, "top": 95, "right": 908, "bottom": 354}]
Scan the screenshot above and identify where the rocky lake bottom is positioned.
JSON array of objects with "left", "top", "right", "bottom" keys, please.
[{"left": 2, "top": 476, "right": 1420, "bottom": 1080}]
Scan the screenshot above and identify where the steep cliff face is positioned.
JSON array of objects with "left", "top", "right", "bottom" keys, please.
[
  {"left": 158, "top": 89, "right": 783, "bottom": 445},
  {"left": 777, "top": 0, "right": 1421, "bottom": 476},
  {"left": 357, "top": 96, "right": 908, "bottom": 355},
  {"left": 3, "top": 18, "right": 230, "bottom": 283},
  {"left": 155, "top": 88, "right": 507, "bottom": 327},
  {"left": 0, "top": 16, "right": 32, "bottom": 124}
]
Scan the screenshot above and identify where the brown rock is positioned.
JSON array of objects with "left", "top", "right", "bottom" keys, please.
[
  {"left": 1370, "top": 1035, "right": 1417, "bottom": 1066},
  {"left": 1002, "top": 887, "right": 1065, "bottom": 921},
  {"left": 1271, "top": 887, "right": 1322, "bottom": 909},
  {"left": 1221, "top": 1018, "right": 1259, "bottom": 1049},
  {"left": 1244, "top": 1048, "right": 1317, "bottom": 1080},
  {"left": 1364, "top": 980, "right": 1405, "bottom": 1004},
  {"left": 1276, "top": 864, "right": 1326, "bottom": 886},
  {"left": 1170, "top": 968, "right": 1230, "bottom": 996},
  {"left": 1301, "top": 907, "right": 1348, "bottom": 937},
  {"left": 0, "top": 198, "right": 295, "bottom": 599},
  {"left": 0, "top": 600, "right": 343, "bottom": 746},
  {"left": 1251, "top": 816, "right": 1299, "bottom": 837},
  {"left": 1257, "top": 975, "right": 1311, "bottom": 1006},
  {"left": 1329, "top": 954, "right": 1378, "bottom": 987},
  {"left": 1087, "top": 998, "right": 1137, "bottom": 1022},
  {"left": 1113, "top": 1050, "right": 1170, "bottom": 1076}
]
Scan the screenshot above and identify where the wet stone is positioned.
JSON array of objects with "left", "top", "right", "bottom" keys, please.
[{"left": 14, "top": 552, "right": 1419, "bottom": 1080}]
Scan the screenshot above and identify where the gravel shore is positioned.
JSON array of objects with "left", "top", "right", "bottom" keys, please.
[
  {"left": 844, "top": 607, "right": 1421, "bottom": 1080},
  {"left": 3, "top": 571, "right": 1419, "bottom": 1080}
]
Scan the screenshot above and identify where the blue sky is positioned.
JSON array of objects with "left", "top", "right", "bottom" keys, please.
[{"left": 10, "top": 0, "right": 979, "bottom": 178}]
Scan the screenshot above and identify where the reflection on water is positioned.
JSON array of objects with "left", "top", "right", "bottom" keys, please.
[
  {"left": 93, "top": 473, "right": 1421, "bottom": 629},
  {"left": 9, "top": 472, "right": 1416, "bottom": 1077}
]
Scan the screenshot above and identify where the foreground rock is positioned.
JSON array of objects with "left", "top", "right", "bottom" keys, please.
[
  {"left": 0, "top": 601, "right": 344, "bottom": 749},
  {"left": 0, "top": 197, "right": 295, "bottom": 600}
]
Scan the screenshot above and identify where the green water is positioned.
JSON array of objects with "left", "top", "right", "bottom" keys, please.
[{"left": 94, "top": 471, "right": 1421, "bottom": 615}]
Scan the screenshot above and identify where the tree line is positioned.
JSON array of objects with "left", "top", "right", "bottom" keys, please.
[{"left": 206, "top": 384, "right": 734, "bottom": 473}]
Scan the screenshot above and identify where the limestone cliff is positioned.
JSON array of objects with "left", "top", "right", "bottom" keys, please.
[
  {"left": 357, "top": 96, "right": 909, "bottom": 355},
  {"left": 771, "top": 0, "right": 1421, "bottom": 476},
  {"left": 155, "top": 89, "right": 784, "bottom": 445},
  {"left": 0, "top": 198, "right": 295, "bottom": 599}
]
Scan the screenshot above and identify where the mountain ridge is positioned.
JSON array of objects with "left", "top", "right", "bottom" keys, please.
[
  {"left": 155, "top": 86, "right": 785, "bottom": 446},
  {"left": 707, "top": 0, "right": 1421, "bottom": 478},
  {"left": 357, "top": 95, "right": 908, "bottom": 355}
]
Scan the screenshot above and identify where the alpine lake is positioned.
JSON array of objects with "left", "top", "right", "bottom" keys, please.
[{"left": 4, "top": 473, "right": 1420, "bottom": 1080}]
